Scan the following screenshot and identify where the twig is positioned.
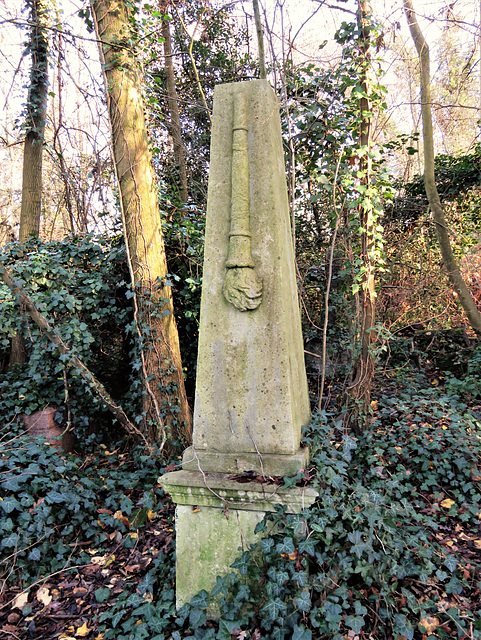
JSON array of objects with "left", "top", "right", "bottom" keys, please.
[
  {"left": 174, "top": 7, "right": 211, "bottom": 123},
  {"left": 319, "top": 148, "right": 344, "bottom": 410}
]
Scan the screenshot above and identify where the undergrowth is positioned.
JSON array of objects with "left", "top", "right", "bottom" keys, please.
[{"left": 1, "top": 371, "right": 480, "bottom": 639}]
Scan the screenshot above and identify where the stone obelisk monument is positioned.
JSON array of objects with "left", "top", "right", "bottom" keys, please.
[{"left": 162, "top": 80, "right": 317, "bottom": 612}]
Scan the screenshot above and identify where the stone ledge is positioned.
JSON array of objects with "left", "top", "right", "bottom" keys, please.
[
  {"left": 160, "top": 469, "right": 318, "bottom": 513},
  {"left": 182, "top": 445, "right": 310, "bottom": 477}
]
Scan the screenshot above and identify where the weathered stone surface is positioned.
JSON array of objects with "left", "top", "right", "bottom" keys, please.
[
  {"left": 161, "top": 470, "right": 318, "bottom": 613},
  {"left": 190, "top": 80, "right": 310, "bottom": 473},
  {"left": 161, "top": 470, "right": 318, "bottom": 513},
  {"left": 182, "top": 445, "right": 309, "bottom": 476},
  {"left": 174, "top": 504, "right": 265, "bottom": 614}
]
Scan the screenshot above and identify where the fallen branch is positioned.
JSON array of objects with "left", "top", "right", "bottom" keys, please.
[{"left": 0, "top": 264, "right": 148, "bottom": 446}]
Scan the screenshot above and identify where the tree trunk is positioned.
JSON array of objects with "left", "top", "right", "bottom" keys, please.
[
  {"left": 252, "top": 0, "right": 267, "bottom": 79},
  {"left": 344, "top": 0, "right": 376, "bottom": 433},
  {"left": 91, "top": 0, "right": 192, "bottom": 451},
  {"left": 19, "top": 0, "right": 50, "bottom": 242},
  {"left": 11, "top": 0, "right": 50, "bottom": 369},
  {"left": 160, "top": 9, "right": 188, "bottom": 203},
  {"left": 403, "top": 0, "right": 481, "bottom": 334}
]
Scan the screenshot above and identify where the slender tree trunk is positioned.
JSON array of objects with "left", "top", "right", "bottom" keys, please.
[
  {"left": 19, "top": 0, "right": 50, "bottom": 242},
  {"left": 345, "top": 0, "right": 376, "bottom": 433},
  {"left": 52, "top": 15, "right": 76, "bottom": 235},
  {"left": 160, "top": 8, "right": 188, "bottom": 203},
  {"left": 252, "top": 0, "right": 266, "bottom": 79},
  {"left": 11, "top": 0, "right": 50, "bottom": 369},
  {"left": 404, "top": 0, "right": 481, "bottom": 334},
  {"left": 91, "top": 0, "right": 192, "bottom": 451}
]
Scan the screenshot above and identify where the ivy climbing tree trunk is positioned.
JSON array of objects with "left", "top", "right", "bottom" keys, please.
[
  {"left": 19, "top": 0, "right": 50, "bottom": 242},
  {"left": 91, "top": 0, "right": 192, "bottom": 450},
  {"left": 344, "top": 0, "right": 377, "bottom": 433},
  {"left": 159, "top": 4, "right": 188, "bottom": 203},
  {"left": 10, "top": 0, "right": 50, "bottom": 369},
  {"left": 404, "top": 0, "right": 481, "bottom": 334}
]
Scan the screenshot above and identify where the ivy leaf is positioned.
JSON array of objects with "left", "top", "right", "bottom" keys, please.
[
  {"left": 270, "top": 628, "right": 287, "bottom": 640},
  {"left": 28, "top": 547, "right": 41, "bottom": 562},
  {"left": 292, "top": 624, "right": 312, "bottom": 640},
  {"left": 1, "top": 496, "right": 20, "bottom": 514},
  {"left": 189, "top": 607, "right": 206, "bottom": 628},
  {"left": 112, "top": 610, "right": 124, "bottom": 628},
  {"left": 138, "top": 572, "right": 156, "bottom": 595},
  {"left": 217, "top": 620, "right": 242, "bottom": 640},
  {"left": 261, "top": 537, "right": 274, "bottom": 553},
  {"left": 444, "top": 555, "right": 457, "bottom": 572},
  {"left": 296, "top": 591, "right": 311, "bottom": 612},
  {"left": 1, "top": 532, "right": 19, "bottom": 548},
  {"left": 298, "top": 538, "right": 316, "bottom": 556},
  {"left": 348, "top": 531, "right": 366, "bottom": 558},
  {"left": 393, "top": 613, "right": 414, "bottom": 640},
  {"left": 210, "top": 576, "right": 228, "bottom": 597},
  {"left": 262, "top": 597, "right": 287, "bottom": 621},
  {"left": 231, "top": 551, "right": 250, "bottom": 576},
  {"left": 276, "top": 537, "right": 295, "bottom": 555},
  {"left": 293, "top": 571, "right": 308, "bottom": 587},
  {"left": 46, "top": 491, "right": 66, "bottom": 504},
  {"left": 345, "top": 615, "right": 365, "bottom": 633},
  {"left": 1, "top": 476, "right": 21, "bottom": 491},
  {"left": 189, "top": 590, "right": 209, "bottom": 609},
  {"left": 95, "top": 587, "right": 110, "bottom": 603},
  {"left": 324, "top": 602, "right": 342, "bottom": 623}
]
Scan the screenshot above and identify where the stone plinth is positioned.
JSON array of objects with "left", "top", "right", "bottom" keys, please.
[
  {"left": 182, "top": 445, "right": 310, "bottom": 476},
  {"left": 161, "top": 471, "right": 318, "bottom": 610}
]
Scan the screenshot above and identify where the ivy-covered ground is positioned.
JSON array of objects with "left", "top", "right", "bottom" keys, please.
[{"left": 0, "top": 369, "right": 480, "bottom": 640}]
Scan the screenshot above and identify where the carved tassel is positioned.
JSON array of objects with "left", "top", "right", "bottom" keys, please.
[{"left": 223, "top": 94, "right": 263, "bottom": 311}]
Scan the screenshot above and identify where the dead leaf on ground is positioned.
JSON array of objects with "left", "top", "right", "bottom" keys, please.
[
  {"left": 419, "top": 616, "right": 440, "bottom": 634},
  {"left": 76, "top": 621, "right": 90, "bottom": 637},
  {"left": 91, "top": 554, "right": 115, "bottom": 567},
  {"left": 2, "top": 624, "right": 20, "bottom": 635},
  {"left": 12, "top": 591, "right": 29, "bottom": 610},
  {"left": 36, "top": 586, "right": 52, "bottom": 607},
  {"left": 440, "top": 498, "right": 455, "bottom": 509}
]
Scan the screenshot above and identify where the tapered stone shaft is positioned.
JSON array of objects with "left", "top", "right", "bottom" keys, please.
[{"left": 182, "top": 80, "right": 310, "bottom": 476}]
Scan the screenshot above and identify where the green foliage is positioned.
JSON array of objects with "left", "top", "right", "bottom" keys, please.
[
  {"left": 404, "top": 144, "right": 481, "bottom": 203},
  {"left": 161, "top": 205, "right": 204, "bottom": 387},
  {"left": 0, "top": 235, "right": 132, "bottom": 434},
  {"left": 3, "top": 371, "right": 480, "bottom": 638},
  {"left": 445, "top": 343, "right": 481, "bottom": 399},
  {"left": 0, "top": 420, "right": 164, "bottom": 585},
  {"left": 19, "top": 0, "right": 50, "bottom": 134},
  {"left": 0, "top": 232, "right": 203, "bottom": 438},
  {"left": 164, "top": 376, "right": 480, "bottom": 638},
  {"left": 380, "top": 143, "right": 481, "bottom": 332}
]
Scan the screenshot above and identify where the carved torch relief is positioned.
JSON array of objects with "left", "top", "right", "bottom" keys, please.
[{"left": 222, "top": 93, "right": 263, "bottom": 311}]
